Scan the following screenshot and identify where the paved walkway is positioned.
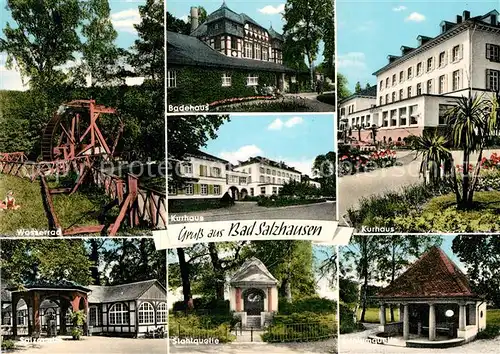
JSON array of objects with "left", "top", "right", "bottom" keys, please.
[
  {"left": 169, "top": 201, "right": 336, "bottom": 223},
  {"left": 12, "top": 336, "right": 167, "bottom": 354},
  {"left": 170, "top": 337, "right": 337, "bottom": 353},
  {"left": 339, "top": 324, "right": 500, "bottom": 353},
  {"left": 338, "top": 151, "right": 422, "bottom": 225}
]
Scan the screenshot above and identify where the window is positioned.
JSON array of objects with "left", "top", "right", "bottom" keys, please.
[
  {"left": 244, "top": 42, "right": 252, "bottom": 58},
  {"left": 391, "top": 92, "right": 396, "bottom": 102},
  {"left": 392, "top": 74, "right": 396, "bottom": 86},
  {"left": 222, "top": 73, "right": 231, "bottom": 87},
  {"left": 399, "top": 89, "right": 404, "bottom": 100},
  {"left": 212, "top": 167, "right": 221, "bottom": 177},
  {"left": 486, "top": 43, "right": 500, "bottom": 62},
  {"left": 407, "top": 86, "right": 412, "bottom": 98},
  {"left": 272, "top": 187, "right": 277, "bottom": 194},
  {"left": 385, "top": 77, "right": 389, "bottom": 87},
  {"left": 214, "top": 37, "right": 221, "bottom": 50},
  {"left": 439, "top": 51, "right": 446, "bottom": 67},
  {"left": 452, "top": 45, "right": 460, "bottom": 62},
  {"left": 138, "top": 302, "right": 155, "bottom": 325},
  {"left": 254, "top": 43, "right": 262, "bottom": 60},
  {"left": 167, "top": 70, "right": 176, "bottom": 88},
  {"left": 156, "top": 303, "right": 167, "bottom": 323},
  {"left": 260, "top": 187, "right": 266, "bottom": 195},
  {"left": 407, "top": 67, "right": 413, "bottom": 79},
  {"left": 214, "top": 185, "right": 221, "bottom": 195},
  {"left": 17, "top": 310, "right": 26, "bottom": 326},
  {"left": 183, "top": 163, "right": 192, "bottom": 174},
  {"left": 379, "top": 96, "right": 383, "bottom": 105},
  {"left": 272, "top": 170, "right": 276, "bottom": 176},
  {"left": 250, "top": 188, "right": 254, "bottom": 196},
  {"left": 439, "top": 75, "right": 446, "bottom": 94},
  {"left": 410, "top": 105, "right": 418, "bottom": 125},
  {"left": 262, "top": 47, "right": 268, "bottom": 61},
  {"left": 185, "top": 184, "right": 193, "bottom": 195},
  {"left": 259, "top": 176, "right": 264, "bottom": 183},
  {"left": 452, "top": 70, "right": 460, "bottom": 91},
  {"left": 231, "top": 37, "right": 238, "bottom": 50},
  {"left": 399, "top": 71, "right": 404, "bottom": 83},
  {"left": 109, "top": 303, "right": 129, "bottom": 325},
  {"left": 486, "top": 69, "right": 500, "bottom": 91},
  {"left": 168, "top": 184, "right": 177, "bottom": 195},
  {"left": 427, "top": 79, "right": 433, "bottom": 94},
  {"left": 277, "top": 171, "right": 281, "bottom": 176},
  {"left": 259, "top": 166, "right": 264, "bottom": 173},
  {"left": 278, "top": 178, "right": 281, "bottom": 184},
  {"left": 200, "top": 184, "right": 208, "bottom": 195},
  {"left": 439, "top": 104, "right": 455, "bottom": 125},
  {"left": 379, "top": 80, "right": 383, "bottom": 90},
  {"left": 266, "top": 168, "right": 271, "bottom": 174},
  {"left": 266, "top": 176, "right": 270, "bottom": 183},
  {"left": 246, "top": 75, "right": 258, "bottom": 86},
  {"left": 427, "top": 57, "right": 433, "bottom": 72},
  {"left": 416, "top": 62, "right": 422, "bottom": 76},
  {"left": 385, "top": 94, "right": 389, "bottom": 103}
]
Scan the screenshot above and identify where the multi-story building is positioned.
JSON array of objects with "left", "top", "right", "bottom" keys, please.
[
  {"left": 167, "top": 3, "right": 296, "bottom": 106},
  {"left": 168, "top": 152, "right": 316, "bottom": 201},
  {"left": 339, "top": 10, "right": 500, "bottom": 143}
]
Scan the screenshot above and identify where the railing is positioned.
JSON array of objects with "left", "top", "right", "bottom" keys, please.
[{"left": 262, "top": 321, "right": 337, "bottom": 343}]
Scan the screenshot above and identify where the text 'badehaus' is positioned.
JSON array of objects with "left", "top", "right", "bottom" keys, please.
[
  {"left": 168, "top": 151, "right": 320, "bottom": 201},
  {"left": 167, "top": 2, "right": 300, "bottom": 106}
]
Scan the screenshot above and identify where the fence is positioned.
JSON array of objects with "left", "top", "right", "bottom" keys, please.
[{"left": 262, "top": 321, "right": 337, "bottom": 343}]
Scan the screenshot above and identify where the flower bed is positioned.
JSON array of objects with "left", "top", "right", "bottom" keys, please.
[
  {"left": 339, "top": 149, "right": 397, "bottom": 176},
  {"left": 209, "top": 96, "right": 274, "bottom": 108}
]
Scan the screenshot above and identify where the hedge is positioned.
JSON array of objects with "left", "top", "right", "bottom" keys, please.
[
  {"left": 278, "top": 297, "right": 337, "bottom": 315},
  {"left": 262, "top": 312, "right": 336, "bottom": 342},
  {"left": 168, "top": 314, "right": 236, "bottom": 343}
]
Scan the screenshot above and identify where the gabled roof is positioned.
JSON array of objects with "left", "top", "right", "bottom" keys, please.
[
  {"left": 186, "top": 150, "right": 229, "bottom": 164},
  {"left": 8, "top": 279, "right": 91, "bottom": 293},
  {"left": 88, "top": 279, "right": 165, "bottom": 303},
  {"left": 230, "top": 257, "right": 279, "bottom": 286},
  {"left": 167, "top": 31, "right": 293, "bottom": 73},
  {"left": 377, "top": 247, "right": 477, "bottom": 299},
  {"left": 339, "top": 85, "right": 377, "bottom": 104}
]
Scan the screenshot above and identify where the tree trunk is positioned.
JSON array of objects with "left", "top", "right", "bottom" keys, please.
[
  {"left": 360, "top": 238, "right": 369, "bottom": 322},
  {"left": 358, "top": 129, "right": 361, "bottom": 142},
  {"left": 468, "top": 148, "right": 483, "bottom": 204},
  {"left": 177, "top": 248, "right": 193, "bottom": 310},
  {"left": 208, "top": 243, "right": 226, "bottom": 300},
  {"left": 89, "top": 240, "right": 100, "bottom": 285},
  {"left": 390, "top": 243, "right": 396, "bottom": 322},
  {"left": 461, "top": 149, "right": 470, "bottom": 208}
]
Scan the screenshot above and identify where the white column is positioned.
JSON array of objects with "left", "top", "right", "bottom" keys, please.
[
  {"left": 459, "top": 304, "right": 466, "bottom": 331},
  {"left": 429, "top": 303, "right": 436, "bottom": 341},
  {"left": 379, "top": 304, "right": 386, "bottom": 326},
  {"left": 403, "top": 304, "right": 410, "bottom": 340}
]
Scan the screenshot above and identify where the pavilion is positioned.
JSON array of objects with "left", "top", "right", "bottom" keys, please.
[{"left": 373, "top": 247, "right": 486, "bottom": 348}]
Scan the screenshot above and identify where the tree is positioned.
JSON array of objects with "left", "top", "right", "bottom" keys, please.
[
  {"left": 452, "top": 235, "right": 500, "bottom": 307},
  {"left": 321, "top": 8, "right": 335, "bottom": 81},
  {"left": 79, "top": 0, "right": 120, "bottom": 87},
  {"left": 313, "top": 151, "right": 336, "bottom": 198},
  {"left": 283, "top": 0, "right": 332, "bottom": 89},
  {"left": 365, "top": 83, "right": 371, "bottom": 90},
  {"left": 129, "top": 0, "right": 164, "bottom": 81},
  {"left": 337, "top": 73, "right": 351, "bottom": 101},
  {"left": 0, "top": 0, "right": 83, "bottom": 90},
  {"left": 354, "top": 81, "right": 362, "bottom": 93},
  {"left": 167, "top": 11, "right": 190, "bottom": 34}
]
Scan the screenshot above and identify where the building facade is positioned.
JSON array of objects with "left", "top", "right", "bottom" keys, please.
[
  {"left": 340, "top": 10, "right": 500, "bottom": 143},
  {"left": 167, "top": 3, "right": 297, "bottom": 106},
  {"left": 168, "top": 151, "right": 316, "bottom": 201}
]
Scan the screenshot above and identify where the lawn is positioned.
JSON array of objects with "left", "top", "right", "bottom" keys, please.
[
  {"left": 487, "top": 309, "right": 500, "bottom": 326},
  {"left": 356, "top": 307, "right": 400, "bottom": 323}
]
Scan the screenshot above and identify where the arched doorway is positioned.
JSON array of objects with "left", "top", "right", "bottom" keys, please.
[
  {"left": 243, "top": 288, "right": 265, "bottom": 315},
  {"left": 240, "top": 188, "right": 248, "bottom": 200},
  {"left": 229, "top": 186, "right": 239, "bottom": 200}
]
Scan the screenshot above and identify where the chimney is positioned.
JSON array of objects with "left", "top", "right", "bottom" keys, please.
[
  {"left": 491, "top": 14, "right": 497, "bottom": 25},
  {"left": 463, "top": 10, "right": 470, "bottom": 20},
  {"left": 456, "top": 15, "right": 462, "bottom": 23},
  {"left": 190, "top": 6, "right": 199, "bottom": 32}
]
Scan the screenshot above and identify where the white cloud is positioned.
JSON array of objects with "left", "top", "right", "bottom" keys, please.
[
  {"left": 405, "top": 12, "right": 426, "bottom": 22},
  {"left": 258, "top": 4, "right": 285, "bottom": 15},
  {"left": 180, "top": 15, "right": 189, "bottom": 23},
  {"left": 284, "top": 116, "right": 303, "bottom": 128},
  {"left": 337, "top": 52, "right": 367, "bottom": 70},
  {"left": 393, "top": 5, "right": 407, "bottom": 12},
  {"left": 268, "top": 118, "right": 284, "bottom": 130},
  {"left": 219, "top": 145, "right": 263, "bottom": 164},
  {"left": 356, "top": 21, "right": 375, "bottom": 32},
  {"left": 268, "top": 116, "right": 304, "bottom": 130},
  {"left": 281, "top": 158, "right": 315, "bottom": 176},
  {"left": 111, "top": 9, "right": 141, "bottom": 33},
  {"left": 0, "top": 65, "right": 27, "bottom": 91}
]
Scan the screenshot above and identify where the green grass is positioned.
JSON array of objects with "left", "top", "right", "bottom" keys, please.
[
  {"left": 487, "top": 309, "right": 500, "bottom": 326},
  {"left": 356, "top": 307, "right": 400, "bottom": 323}
]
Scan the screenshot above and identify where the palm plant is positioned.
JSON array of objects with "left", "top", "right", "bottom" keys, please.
[{"left": 410, "top": 131, "right": 457, "bottom": 194}]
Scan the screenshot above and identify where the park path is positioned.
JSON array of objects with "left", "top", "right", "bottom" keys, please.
[
  {"left": 338, "top": 151, "right": 422, "bottom": 225},
  {"left": 338, "top": 323, "right": 500, "bottom": 353}
]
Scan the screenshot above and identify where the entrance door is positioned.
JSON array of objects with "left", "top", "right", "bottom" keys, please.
[{"left": 243, "top": 289, "right": 265, "bottom": 316}]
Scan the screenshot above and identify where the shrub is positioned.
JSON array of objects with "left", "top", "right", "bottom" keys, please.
[
  {"left": 278, "top": 297, "right": 336, "bottom": 315},
  {"left": 1, "top": 339, "right": 15, "bottom": 350},
  {"left": 477, "top": 324, "right": 500, "bottom": 339},
  {"left": 168, "top": 314, "right": 236, "bottom": 343},
  {"left": 172, "top": 298, "right": 230, "bottom": 315},
  {"left": 317, "top": 93, "right": 335, "bottom": 106},
  {"left": 262, "top": 312, "right": 336, "bottom": 342},
  {"left": 257, "top": 196, "right": 326, "bottom": 207},
  {"left": 339, "top": 303, "right": 357, "bottom": 334}
]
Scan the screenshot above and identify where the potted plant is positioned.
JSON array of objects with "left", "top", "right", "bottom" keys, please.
[{"left": 69, "top": 310, "right": 87, "bottom": 340}]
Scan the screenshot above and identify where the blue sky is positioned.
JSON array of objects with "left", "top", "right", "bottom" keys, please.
[
  {"left": 0, "top": 0, "right": 144, "bottom": 90},
  {"left": 167, "top": 0, "right": 324, "bottom": 64},
  {"left": 337, "top": 1, "right": 499, "bottom": 90},
  {"left": 201, "top": 113, "right": 336, "bottom": 176}
]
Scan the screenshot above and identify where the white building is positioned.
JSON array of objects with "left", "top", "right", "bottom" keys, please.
[
  {"left": 339, "top": 10, "right": 500, "bottom": 143},
  {"left": 168, "top": 151, "right": 318, "bottom": 200}
]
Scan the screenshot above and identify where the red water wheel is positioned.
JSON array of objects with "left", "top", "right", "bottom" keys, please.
[{"left": 41, "top": 100, "right": 122, "bottom": 161}]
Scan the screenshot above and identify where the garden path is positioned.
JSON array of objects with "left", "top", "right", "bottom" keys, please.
[{"left": 338, "top": 151, "right": 422, "bottom": 225}]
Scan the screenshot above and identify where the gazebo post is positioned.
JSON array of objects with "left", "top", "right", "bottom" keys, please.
[
  {"left": 459, "top": 304, "right": 466, "bottom": 331},
  {"left": 33, "top": 292, "right": 41, "bottom": 335},
  {"left": 403, "top": 303, "right": 409, "bottom": 340},
  {"left": 379, "top": 303, "right": 386, "bottom": 327},
  {"left": 12, "top": 294, "right": 18, "bottom": 338},
  {"left": 429, "top": 303, "right": 436, "bottom": 341}
]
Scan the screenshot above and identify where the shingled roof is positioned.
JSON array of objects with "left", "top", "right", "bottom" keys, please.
[
  {"left": 88, "top": 279, "right": 164, "bottom": 303},
  {"left": 377, "top": 247, "right": 477, "bottom": 299},
  {"left": 167, "top": 31, "right": 293, "bottom": 73}
]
